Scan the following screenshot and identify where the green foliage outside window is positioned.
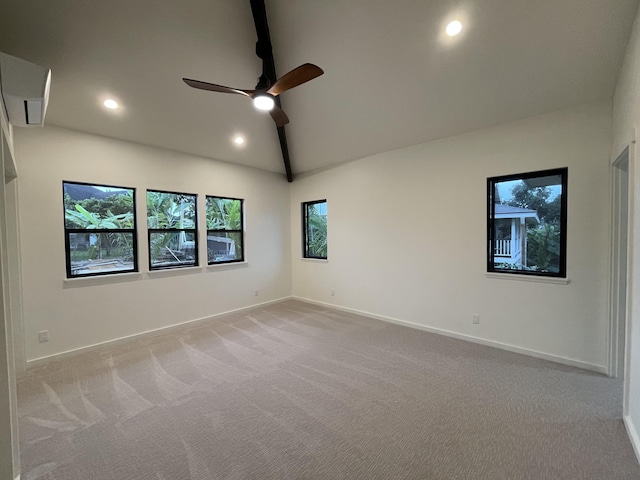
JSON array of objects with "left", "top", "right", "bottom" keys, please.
[
  {"left": 206, "top": 196, "right": 243, "bottom": 263},
  {"left": 146, "top": 191, "right": 196, "bottom": 229},
  {"left": 206, "top": 197, "right": 242, "bottom": 230},
  {"left": 304, "top": 201, "right": 327, "bottom": 259},
  {"left": 146, "top": 190, "right": 197, "bottom": 268},
  {"left": 504, "top": 185, "right": 562, "bottom": 272},
  {"left": 63, "top": 183, "right": 137, "bottom": 276}
]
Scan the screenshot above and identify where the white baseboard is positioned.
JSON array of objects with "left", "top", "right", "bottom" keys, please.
[
  {"left": 26, "top": 297, "right": 292, "bottom": 369},
  {"left": 624, "top": 415, "right": 640, "bottom": 465},
  {"left": 292, "top": 296, "right": 607, "bottom": 374}
]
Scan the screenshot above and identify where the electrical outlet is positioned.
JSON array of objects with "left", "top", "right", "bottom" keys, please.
[
  {"left": 38, "top": 330, "right": 49, "bottom": 343},
  {"left": 254, "top": 289, "right": 259, "bottom": 297},
  {"left": 330, "top": 289, "right": 335, "bottom": 296},
  {"left": 472, "top": 314, "right": 480, "bottom": 325}
]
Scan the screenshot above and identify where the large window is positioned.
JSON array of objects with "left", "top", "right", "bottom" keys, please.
[
  {"left": 206, "top": 196, "right": 244, "bottom": 264},
  {"left": 63, "top": 181, "right": 137, "bottom": 278},
  {"left": 147, "top": 190, "right": 198, "bottom": 269},
  {"left": 303, "top": 200, "right": 327, "bottom": 259},
  {"left": 487, "top": 168, "right": 567, "bottom": 277}
]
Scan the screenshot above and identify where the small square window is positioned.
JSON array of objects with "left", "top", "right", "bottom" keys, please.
[
  {"left": 303, "top": 200, "right": 327, "bottom": 259},
  {"left": 487, "top": 168, "right": 567, "bottom": 277}
]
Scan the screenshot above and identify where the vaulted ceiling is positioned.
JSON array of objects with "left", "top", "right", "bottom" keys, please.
[{"left": 0, "top": 0, "right": 637, "bottom": 179}]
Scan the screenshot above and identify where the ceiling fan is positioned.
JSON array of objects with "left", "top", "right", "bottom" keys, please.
[{"left": 183, "top": 63, "right": 324, "bottom": 127}]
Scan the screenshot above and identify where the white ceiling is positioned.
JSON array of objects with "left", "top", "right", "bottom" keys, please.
[{"left": 0, "top": 0, "right": 637, "bottom": 179}]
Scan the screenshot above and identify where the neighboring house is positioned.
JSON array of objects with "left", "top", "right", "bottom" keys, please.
[
  {"left": 494, "top": 204, "right": 540, "bottom": 267},
  {"left": 69, "top": 232, "right": 92, "bottom": 251},
  {"left": 207, "top": 235, "right": 236, "bottom": 261}
]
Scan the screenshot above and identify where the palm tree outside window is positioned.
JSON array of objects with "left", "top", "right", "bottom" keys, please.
[{"left": 303, "top": 200, "right": 327, "bottom": 259}]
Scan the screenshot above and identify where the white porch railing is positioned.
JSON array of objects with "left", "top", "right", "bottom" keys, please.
[{"left": 495, "top": 239, "right": 511, "bottom": 256}]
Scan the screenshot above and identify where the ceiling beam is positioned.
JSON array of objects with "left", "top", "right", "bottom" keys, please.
[{"left": 249, "top": 0, "right": 294, "bottom": 182}]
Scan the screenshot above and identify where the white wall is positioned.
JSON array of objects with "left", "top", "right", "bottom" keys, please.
[
  {"left": 291, "top": 101, "right": 612, "bottom": 372},
  {"left": 613, "top": 2, "right": 640, "bottom": 462},
  {"left": 15, "top": 126, "right": 291, "bottom": 362}
]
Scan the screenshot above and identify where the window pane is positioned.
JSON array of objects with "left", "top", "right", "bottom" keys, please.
[
  {"left": 147, "top": 191, "right": 196, "bottom": 229},
  {"left": 304, "top": 201, "right": 327, "bottom": 258},
  {"left": 64, "top": 182, "right": 134, "bottom": 230},
  {"left": 206, "top": 197, "right": 242, "bottom": 230},
  {"left": 69, "top": 232, "right": 135, "bottom": 276},
  {"left": 491, "top": 171, "right": 565, "bottom": 275},
  {"left": 207, "top": 232, "right": 243, "bottom": 263},
  {"left": 150, "top": 231, "right": 197, "bottom": 268}
]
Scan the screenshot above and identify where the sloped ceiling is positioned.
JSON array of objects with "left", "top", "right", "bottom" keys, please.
[{"left": 0, "top": 0, "right": 637, "bottom": 179}]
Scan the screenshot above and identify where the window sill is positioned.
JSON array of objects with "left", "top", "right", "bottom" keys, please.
[
  {"left": 148, "top": 266, "right": 203, "bottom": 278},
  {"left": 301, "top": 258, "right": 328, "bottom": 263},
  {"left": 485, "top": 272, "right": 570, "bottom": 285},
  {"left": 206, "top": 261, "right": 248, "bottom": 272},
  {"left": 63, "top": 271, "right": 142, "bottom": 288}
]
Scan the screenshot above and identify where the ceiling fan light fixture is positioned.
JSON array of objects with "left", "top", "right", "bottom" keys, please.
[{"left": 253, "top": 94, "right": 275, "bottom": 111}]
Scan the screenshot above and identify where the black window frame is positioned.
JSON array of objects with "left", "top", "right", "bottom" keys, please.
[
  {"left": 302, "top": 199, "right": 328, "bottom": 259},
  {"left": 487, "top": 167, "right": 568, "bottom": 278},
  {"left": 63, "top": 180, "right": 138, "bottom": 278},
  {"left": 205, "top": 195, "right": 245, "bottom": 265},
  {"left": 146, "top": 189, "right": 199, "bottom": 270}
]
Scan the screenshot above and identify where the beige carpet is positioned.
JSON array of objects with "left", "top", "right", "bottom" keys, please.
[{"left": 17, "top": 300, "right": 640, "bottom": 479}]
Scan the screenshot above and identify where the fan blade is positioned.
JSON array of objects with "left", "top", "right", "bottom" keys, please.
[
  {"left": 183, "top": 78, "right": 253, "bottom": 97},
  {"left": 267, "top": 63, "right": 324, "bottom": 96},
  {"left": 270, "top": 105, "right": 290, "bottom": 126}
]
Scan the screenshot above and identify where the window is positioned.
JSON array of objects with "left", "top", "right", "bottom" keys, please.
[
  {"left": 205, "top": 196, "right": 244, "bottom": 264},
  {"left": 303, "top": 200, "right": 328, "bottom": 259},
  {"left": 63, "top": 181, "right": 137, "bottom": 277},
  {"left": 147, "top": 190, "right": 198, "bottom": 269},
  {"left": 487, "top": 168, "right": 567, "bottom": 277}
]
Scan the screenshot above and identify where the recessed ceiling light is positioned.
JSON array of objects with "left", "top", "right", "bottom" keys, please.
[
  {"left": 233, "top": 136, "right": 245, "bottom": 145},
  {"left": 446, "top": 20, "right": 463, "bottom": 36},
  {"left": 103, "top": 99, "right": 119, "bottom": 109}
]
